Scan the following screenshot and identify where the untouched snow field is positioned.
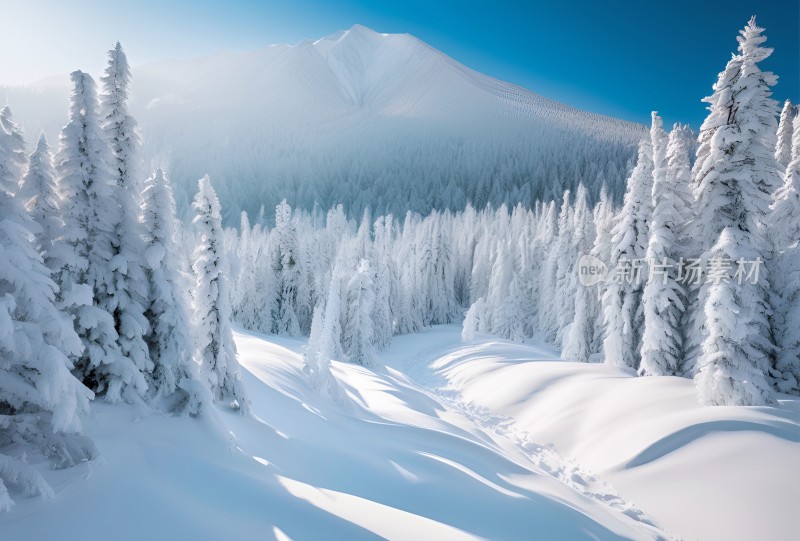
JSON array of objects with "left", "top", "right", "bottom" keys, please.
[{"left": 2, "top": 326, "right": 798, "bottom": 540}]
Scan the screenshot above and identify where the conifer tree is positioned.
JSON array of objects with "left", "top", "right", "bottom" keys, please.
[
  {"left": 192, "top": 176, "right": 248, "bottom": 412},
  {"left": 603, "top": 140, "right": 653, "bottom": 370},
  {"left": 639, "top": 113, "right": 689, "bottom": 376},
  {"left": 0, "top": 107, "right": 26, "bottom": 179},
  {"left": 18, "top": 134, "right": 64, "bottom": 272},
  {"left": 343, "top": 259, "right": 378, "bottom": 366},
  {"left": 771, "top": 115, "right": 800, "bottom": 393},
  {"left": 56, "top": 71, "right": 142, "bottom": 402},
  {"left": 141, "top": 169, "right": 203, "bottom": 413},
  {"left": 694, "top": 18, "right": 780, "bottom": 406},
  {"left": 100, "top": 42, "right": 152, "bottom": 397},
  {"left": 0, "top": 112, "right": 94, "bottom": 509},
  {"left": 271, "top": 200, "right": 302, "bottom": 336},
  {"left": 589, "top": 185, "right": 614, "bottom": 356},
  {"left": 776, "top": 99, "right": 795, "bottom": 170},
  {"left": 563, "top": 184, "right": 596, "bottom": 361}
]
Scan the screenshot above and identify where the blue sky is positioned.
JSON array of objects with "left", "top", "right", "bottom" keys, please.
[{"left": 2, "top": 0, "right": 797, "bottom": 127}]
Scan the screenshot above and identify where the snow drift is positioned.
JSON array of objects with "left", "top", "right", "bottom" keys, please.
[{"left": 3, "top": 326, "right": 797, "bottom": 540}]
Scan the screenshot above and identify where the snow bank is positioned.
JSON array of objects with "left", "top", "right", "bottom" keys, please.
[
  {"left": 1, "top": 327, "right": 668, "bottom": 540},
  {"left": 394, "top": 327, "right": 800, "bottom": 541}
]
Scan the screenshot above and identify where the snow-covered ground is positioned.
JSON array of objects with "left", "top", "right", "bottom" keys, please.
[{"left": 2, "top": 326, "right": 797, "bottom": 540}]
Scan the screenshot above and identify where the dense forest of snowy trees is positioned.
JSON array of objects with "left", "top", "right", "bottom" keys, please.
[
  {"left": 0, "top": 16, "right": 797, "bottom": 511},
  {"left": 222, "top": 18, "right": 799, "bottom": 408},
  {"left": 0, "top": 44, "right": 246, "bottom": 509}
]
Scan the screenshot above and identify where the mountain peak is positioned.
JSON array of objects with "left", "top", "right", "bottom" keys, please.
[
  {"left": 315, "top": 24, "right": 388, "bottom": 49},
  {"left": 346, "top": 23, "right": 379, "bottom": 35}
]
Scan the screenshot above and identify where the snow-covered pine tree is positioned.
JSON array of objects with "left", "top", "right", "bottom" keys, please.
[
  {"left": 18, "top": 134, "right": 64, "bottom": 271},
  {"left": 271, "top": 200, "right": 302, "bottom": 336},
  {"left": 371, "top": 215, "right": 397, "bottom": 350},
  {"left": 563, "top": 184, "right": 596, "bottom": 361},
  {"left": 304, "top": 303, "right": 337, "bottom": 398},
  {"left": 192, "top": 176, "right": 248, "bottom": 412},
  {"left": 0, "top": 113, "right": 94, "bottom": 510},
  {"left": 662, "top": 124, "right": 701, "bottom": 377},
  {"left": 554, "top": 192, "right": 576, "bottom": 346},
  {"left": 486, "top": 241, "right": 516, "bottom": 339},
  {"left": 639, "top": 113, "right": 689, "bottom": 376},
  {"left": 461, "top": 297, "right": 487, "bottom": 342},
  {"left": 343, "top": 259, "right": 378, "bottom": 366},
  {"left": 304, "top": 263, "right": 344, "bottom": 400},
  {"left": 694, "top": 18, "right": 780, "bottom": 406},
  {"left": 602, "top": 139, "right": 653, "bottom": 370},
  {"left": 776, "top": 99, "right": 795, "bottom": 170},
  {"left": 100, "top": 42, "right": 152, "bottom": 399},
  {"left": 0, "top": 107, "right": 26, "bottom": 180},
  {"left": 771, "top": 113, "right": 800, "bottom": 251},
  {"left": 417, "top": 211, "right": 458, "bottom": 326},
  {"left": 537, "top": 201, "right": 560, "bottom": 342},
  {"left": 56, "top": 71, "right": 142, "bottom": 402},
  {"left": 231, "top": 212, "right": 254, "bottom": 327},
  {"left": 141, "top": 168, "right": 203, "bottom": 413},
  {"left": 589, "top": 185, "right": 614, "bottom": 357},
  {"left": 771, "top": 114, "right": 800, "bottom": 393},
  {"left": 395, "top": 211, "right": 423, "bottom": 334}
]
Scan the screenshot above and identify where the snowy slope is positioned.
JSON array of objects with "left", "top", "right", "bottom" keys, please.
[
  {"left": 2, "top": 327, "right": 671, "bottom": 541},
  {"left": 386, "top": 327, "right": 800, "bottom": 541},
  {"left": 4, "top": 325, "right": 796, "bottom": 540},
  {"left": 1, "top": 25, "right": 645, "bottom": 222}
]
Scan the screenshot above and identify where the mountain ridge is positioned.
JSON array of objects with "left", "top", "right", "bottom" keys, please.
[{"left": 2, "top": 24, "right": 645, "bottom": 222}]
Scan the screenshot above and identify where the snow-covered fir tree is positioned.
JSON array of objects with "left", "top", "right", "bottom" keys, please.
[
  {"left": 371, "top": 215, "right": 397, "bottom": 349},
  {"left": 602, "top": 139, "right": 653, "bottom": 370},
  {"left": 776, "top": 99, "right": 795, "bottom": 170},
  {"left": 55, "top": 71, "right": 144, "bottom": 402},
  {"left": 18, "top": 135, "right": 63, "bottom": 272},
  {"left": 270, "top": 200, "right": 303, "bottom": 336},
  {"left": 554, "top": 193, "right": 576, "bottom": 347},
  {"left": 639, "top": 113, "right": 689, "bottom": 376},
  {"left": 693, "top": 18, "right": 780, "bottom": 406},
  {"left": 562, "top": 184, "right": 596, "bottom": 361},
  {"left": 461, "top": 297, "right": 487, "bottom": 342},
  {"left": 192, "top": 176, "right": 248, "bottom": 412},
  {"left": 0, "top": 107, "right": 26, "bottom": 178},
  {"left": 537, "top": 201, "right": 560, "bottom": 342},
  {"left": 589, "top": 185, "right": 614, "bottom": 357},
  {"left": 141, "top": 169, "right": 203, "bottom": 413},
  {"left": 770, "top": 112, "right": 800, "bottom": 251},
  {"left": 303, "top": 303, "right": 340, "bottom": 400},
  {"left": 0, "top": 111, "right": 94, "bottom": 511},
  {"left": 100, "top": 42, "right": 152, "bottom": 395},
  {"left": 771, "top": 114, "right": 800, "bottom": 393},
  {"left": 343, "top": 259, "right": 379, "bottom": 367}
]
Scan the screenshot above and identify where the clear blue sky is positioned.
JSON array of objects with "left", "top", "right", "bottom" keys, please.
[{"left": 3, "top": 0, "right": 797, "bottom": 127}]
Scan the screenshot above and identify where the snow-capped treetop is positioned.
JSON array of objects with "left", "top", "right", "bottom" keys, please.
[
  {"left": 771, "top": 114, "right": 800, "bottom": 249},
  {"left": 693, "top": 16, "right": 781, "bottom": 250},
  {"left": 56, "top": 70, "right": 118, "bottom": 275},
  {"left": 101, "top": 42, "right": 142, "bottom": 194},
  {"left": 18, "top": 134, "right": 62, "bottom": 258},
  {"left": 0, "top": 107, "right": 26, "bottom": 193},
  {"left": 610, "top": 138, "right": 653, "bottom": 263},
  {"left": 665, "top": 124, "right": 695, "bottom": 254},
  {"left": 776, "top": 100, "right": 795, "bottom": 169}
]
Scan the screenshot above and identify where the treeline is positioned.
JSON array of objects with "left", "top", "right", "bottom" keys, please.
[
  {"left": 226, "top": 18, "right": 800, "bottom": 406},
  {"left": 0, "top": 45, "right": 247, "bottom": 509}
]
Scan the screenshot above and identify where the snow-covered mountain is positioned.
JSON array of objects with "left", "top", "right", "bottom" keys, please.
[{"left": 2, "top": 25, "right": 645, "bottom": 222}]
